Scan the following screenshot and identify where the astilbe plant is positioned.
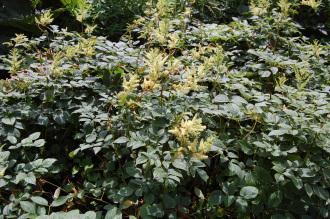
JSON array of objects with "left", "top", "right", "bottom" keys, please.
[{"left": 0, "top": 0, "right": 330, "bottom": 218}]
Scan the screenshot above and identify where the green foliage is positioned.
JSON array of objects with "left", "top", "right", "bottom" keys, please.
[
  {"left": 190, "top": 0, "right": 247, "bottom": 21},
  {"left": 1, "top": 0, "right": 330, "bottom": 218},
  {"left": 86, "top": 0, "right": 148, "bottom": 38}
]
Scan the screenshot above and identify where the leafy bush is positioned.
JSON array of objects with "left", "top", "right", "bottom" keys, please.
[
  {"left": 87, "top": 0, "right": 148, "bottom": 39},
  {"left": 1, "top": 0, "right": 330, "bottom": 218}
]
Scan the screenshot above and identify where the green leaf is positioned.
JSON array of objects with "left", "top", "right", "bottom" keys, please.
[
  {"left": 7, "top": 135, "right": 17, "bottom": 144},
  {"left": 140, "top": 204, "right": 164, "bottom": 218},
  {"left": 31, "top": 196, "right": 49, "bottom": 206},
  {"left": 53, "top": 110, "right": 67, "bottom": 125},
  {"left": 129, "top": 141, "right": 145, "bottom": 150},
  {"left": 37, "top": 115, "right": 49, "bottom": 126},
  {"left": 232, "top": 96, "right": 248, "bottom": 104},
  {"left": 214, "top": 94, "right": 229, "bottom": 103},
  {"left": 20, "top": 201, "right": 36, "bottom": 214},
  {"left": 197, "top": 169, "right": 209, "bottom": 182},
  {"left": 271, "top": 214, "right": 285, "bottom": 219},
  {"left": 144, "top": 193, "right": 155, "bottom": 204},
  {"left": 1, "top": 117, "right": 16, "bottom": 125},
  {"left": 270, "top": 67, "right": 278, "bottom": 74},
  {"left": 208, "top": 190, "right": 222, "bottom": 206},
  {"left": 84, "top": 211, "right": 97, "bottom": 219},
  {"left": 37, "top": 206, "right": 47, "bottom": 215},
  {"left": 15, "top": 172, "right": 27, "bottom": 183},
  {"left": 290, "top": 176, "right": 303, "bottom": 189},
  {"left": 268, "top": 191, "right": 282, "bottom": 207},
  {"left": 194, "top": 187, "right": 205, "bottom": 199},
  {"left": 29, "top": 132, "right": 41, "bottom": 140},
  {"left": 51, "top": 195, "right": 71, "bottom": 207},
  {"left": 105, "top": 206, "right": 122, "bottom": 219},
  {"left": 0, "top": 151, "right": 10, "bottom": 162},
  {"left": 304, "top": 184, "right": 313, "bottom": 197},
  {"left": 268, "top": 129, "right": 287, "bottom": 136},
  {"left": 34, "top": 139, "right": 46, "bottom": 147},
  {"left": 162, "top": 194, "right": 176, "bottom": 209},
  {"left": 86, "top": 133, "right": 97, "bottom": 143},
  {"left": 114, "top": 136, "right": 129, "bottom": 144},
  {"left": 53, "top": 187, "right": 61, "bottom": 199},
  {"left": 172, "top": 159, "right": 187, "bottom": 171},
  {"left": 126, "top": 166, "right": 141, "bottom": 177},
  {"left": 24, "top": 172, "right": 36, "bottom": 185},
  {"left": 223, "top": 195, "right": 235, "bottom": 207},
  {"left": 240, "top": 186, "right": 259, "bottom": 199},
  {"left": 228, "top": 162, "right": 243, "bottom": 177},
  {"left": 42, "top": 158, "right": 57, "bottom": 168},
  {"left": 153, "top": 167, "right": 167, "bottom": 182},
  {"left": 271, "top": 213, "right": 294, "bottom": 219},
  {"left": 313, "top": 186, "right": 329, "bottom": 200},
  {"left": 118, "top": 186, "right": 134, "bottom": 197},
  {"left": 69, "top": 149, "right": 80, "bottom": 158},
  {"left": 300, "top": 168, "right": 315, "bottom": 178},
  {"left": 235, "top": 197, "right": 248, "bottom": 212}
]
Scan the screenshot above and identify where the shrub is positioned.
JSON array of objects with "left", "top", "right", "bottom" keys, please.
[{"left": 0, "top": 0, "right": 330, "bottom": 218}]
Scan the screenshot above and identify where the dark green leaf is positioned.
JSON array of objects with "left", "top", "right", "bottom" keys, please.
[
  {"left": 31, "top": 196, "right": 48, "bottom": 206},
  {"left": 118, "top": 186, "right": 134, "bottom": 197},
  {"left": 51, "top": 195, "right": 71, "bottom": 207},
  {"left": 20, "top": 201, "right": 36, "bottom": 214},
  {"left": 2, "top": 117, "right": 16, "bottom": 125},
  {"left": 114, "top": 136, "right": 129, "bottom": 144},
  {"left": 240, "top": 186, "right": 259, "bottom": 199},
  {"left": 105, "top": 206, "right": 122, "bottom": 219}
]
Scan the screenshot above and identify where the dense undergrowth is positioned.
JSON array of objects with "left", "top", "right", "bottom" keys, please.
[{"left": 0, "top": 0, "right": 330, "bottom": 218}]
